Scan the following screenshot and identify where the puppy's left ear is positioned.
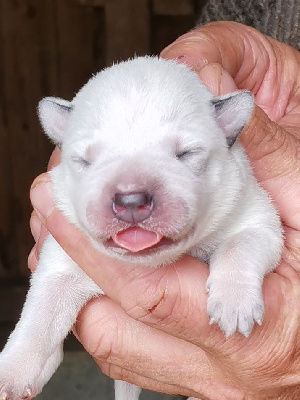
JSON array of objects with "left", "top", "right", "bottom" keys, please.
[
  {"left": 211, "top": 90, "right": 254, "bottom": 147},
  {"left": 38, "top": 97, "right": 73, "bottom": 148}
]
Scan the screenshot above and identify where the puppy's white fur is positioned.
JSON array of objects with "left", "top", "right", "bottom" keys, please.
[{"left": 0, "top": 57, "right": 282, "bottom": 400}]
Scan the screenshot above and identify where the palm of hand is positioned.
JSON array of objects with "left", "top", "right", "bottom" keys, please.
[{"left": 162, "top": 21, "right": 300, "bottom": 397}]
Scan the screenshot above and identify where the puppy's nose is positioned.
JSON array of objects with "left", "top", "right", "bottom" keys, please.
[{"left": 112, "top": 192, "right": 153, "bottom": 223}]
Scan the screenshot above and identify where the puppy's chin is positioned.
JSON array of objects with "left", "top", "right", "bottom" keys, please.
[{"left": 92, "top": 235, "right": 188, "bottom": 266}]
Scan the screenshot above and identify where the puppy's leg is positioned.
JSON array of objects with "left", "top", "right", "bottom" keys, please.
[
  {"left": 34, "top": 344, "right": 63, "bottom": 390},
  {"left": 115, "top": 380, "right": 142, "bottom": 400},
  {"left": 206, "top": 227, "right": 281, "bottom": 337},
  {"left": 0, "top": 235, "right": 102, "bottom": 400}
]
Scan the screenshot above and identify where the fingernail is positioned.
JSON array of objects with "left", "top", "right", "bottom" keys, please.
[
  {"left": 198, "top": 64, "right": 237, "bottom": 95},
  {"left": 30, "top": 181, "right": 55, "bottom": 219}
]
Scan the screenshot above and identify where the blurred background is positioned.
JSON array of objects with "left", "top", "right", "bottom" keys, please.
[{"left": 0, "top": 1, "right": 204, "bottom": 399}]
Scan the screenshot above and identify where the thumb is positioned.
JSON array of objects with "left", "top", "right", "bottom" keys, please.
[
  {"left": 241, "top": 107, "right": 300, "bottom": 231},
  {"left": 239, "top": 106, "right": 294, "bottom": 180}
]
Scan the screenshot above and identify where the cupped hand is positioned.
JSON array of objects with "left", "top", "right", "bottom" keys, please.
[{"left": 29, "top": 22, "right": 300, "bottom": 399}]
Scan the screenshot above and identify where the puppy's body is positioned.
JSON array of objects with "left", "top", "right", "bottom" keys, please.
[{"left": 0, "top": 57, "right": 282, "bottom": 400}]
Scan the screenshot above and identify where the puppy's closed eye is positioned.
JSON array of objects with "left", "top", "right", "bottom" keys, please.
[
  {"left": 175, "top": 145, "right": 205, "bottom": 160},
  {"left": 71, "top": 155, "right": 91, "bottom": 168}
]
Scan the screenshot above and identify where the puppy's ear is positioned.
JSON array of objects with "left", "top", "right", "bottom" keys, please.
[
  {"left": 38, "top": 97, "right": 72, "bottom": 147},
  {"left": 211, "top": 91, "right": 253, "bottom": 147}
]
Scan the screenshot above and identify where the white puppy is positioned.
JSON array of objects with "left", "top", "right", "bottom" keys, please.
[{"left": 0, "top": 57, "right": 282, "bottom": 400}]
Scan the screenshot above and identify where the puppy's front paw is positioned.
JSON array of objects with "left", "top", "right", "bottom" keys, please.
[
  {"left": 206, "top": 275, "right": 264, "bottom": 337},
  {"left": 0, "top": 347, "right": 63, "bottom": 400},
  {"left": 0, "top": 358, "right": 35, "bottom": 400},
  {"left": 0, "top": 385, "right": 32, "bottom": 400}
]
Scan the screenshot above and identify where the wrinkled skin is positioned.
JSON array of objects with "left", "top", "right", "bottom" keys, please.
[{"left": 29, "top": 22, "right": 300, "bottom": 400}]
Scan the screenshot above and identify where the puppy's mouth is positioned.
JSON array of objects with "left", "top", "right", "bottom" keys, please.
[{"left": 105, "top": 226, "right": 174, "bottom": 254}]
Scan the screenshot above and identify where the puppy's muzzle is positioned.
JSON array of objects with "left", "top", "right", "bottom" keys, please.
[{"left": 112, "top": 192, "right": 153, "bottom": 224}]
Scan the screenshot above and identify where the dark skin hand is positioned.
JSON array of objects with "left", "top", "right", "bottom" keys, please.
[{"left": 29, "top": 22, "right": 300, "bottom": 400}]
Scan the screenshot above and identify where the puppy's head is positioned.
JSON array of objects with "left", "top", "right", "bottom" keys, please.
[{"left": 38, "top": 57, "right": 253, "bottom": 265}]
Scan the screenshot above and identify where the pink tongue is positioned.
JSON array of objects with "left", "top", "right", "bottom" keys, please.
[{"left": 112, "top": 227, "right": 163, "bottom": 252}]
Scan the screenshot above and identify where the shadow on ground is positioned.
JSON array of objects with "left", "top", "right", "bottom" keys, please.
[{"left": 36, "top": 351, "right": 186, "bottom": 400}]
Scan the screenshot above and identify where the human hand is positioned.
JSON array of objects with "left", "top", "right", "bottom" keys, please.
[{"left": 29, "top": 22, "right": 300, "bottom": 399}]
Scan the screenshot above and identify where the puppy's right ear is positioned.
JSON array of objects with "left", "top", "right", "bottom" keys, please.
[
  {"left": 211, "top": 90, "right": 253, "bottom": 147},
  {"left": 38, "top": 97, "right": 72, "bottom": 147}
]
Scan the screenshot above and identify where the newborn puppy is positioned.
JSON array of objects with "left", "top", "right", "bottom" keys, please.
[{"left": 0, "top": 57, "right": 282, "bottom": 400}]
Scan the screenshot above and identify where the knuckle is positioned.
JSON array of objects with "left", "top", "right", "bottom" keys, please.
[
  {"left": 100, "top": 362, "right": 132, "bottom": 383},
  {"left": 30, "top": 172, "right": 49, "bottom": 191}
]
